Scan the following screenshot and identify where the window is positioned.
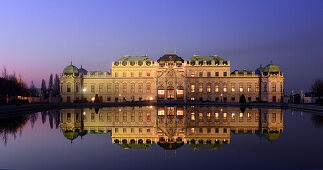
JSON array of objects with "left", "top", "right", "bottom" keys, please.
[
  {"left": 191, "top": 128, "right": 195, "bottom": 134},
  {"left": 207, "top": 128, "right": 211, "bottom": 133},
  {"left": 115, "top": 128, "right": 118, "bottom": 133},
  {"left": 239, "top": 84, "right": 243, "bottom": 92},
  {"left": 131, "top": 112, "right": 135, "bottom": 121},
  {"left": 207, "top": 112, "right": 211, "bottom": 120},
  {"left": 107, "top": 97, "right": 111, "bottom": 101},
  {"left": 75, "top": 84, "right": 79, "bottom": 93},
  {"left": 131, "top": 128, "right": 134, "bottom": 133},
  {"left": 158, "top": 89, "right": 165, "bottom": 95},
  {"left": 123, "top": 128, "right": 126, "bottom": 133},
  {"left": 223, "top": 84, "right": 227, "bottom": 92},
  {"left": 280, "top": 82, "right": 283, "bottom": 92},
  {"left": 191, "top": 72, "right": 195, "bottom": 77},
  {"left": 231, "top": 84, "right": 235, "bottom": 92},
  {"left": 223, "top": 72, "right": 227, "bottom": 77},
  {"left": 272, "top": 83, "right": 276, "bottom": 92},
  {"left": 264, "top": 83, "right": 267, "bottom": 92},
  {"left": 122, "top": 83, "right": 127, "bottom": 93},
  {"left": 207, "top": 84, "right": 211, "bottom": 93},
  {"left": 215, "top": 112, "right": 219, "bottom": 120},
  {"left": 139, "top": 128, "right": 142, "bottom": 133},
  {"left": 123, "top": 72, "right": 126, "bottom": 77},
  {"left": 177, "top": 107, "right": 184, "bottom": 116},
  {"left": 146, "top": 112, "right": 151, "bottom": 120},
  {"left": 232, "top": 97, "right": 235, "bottom": 101},
  {"left": 224, "top": 128, "right": 227, "bottom": 133},
  {"left": 256, "top": 83, "right": 259, "bottom": 92},
  {"left": 199, "top": 84, "right": 203, "bottom": 93},
  {"left": 67, "top": 113, "right": 71, "bottom": 121},
  {"left": 191, "top": 113, "right": 195, "bottom": 120},
  {"left": 146, "top": 84, "right": 151, "bottom": 93},
  {"left": 199, "top": 113, "right": 203, "bottom": 120},
  {"left": 248, "top": 84, "right": 252, "bottom": 92},
  {"left": 207, "top": 72, "right": 211, "bottom": 77},
  {"left": 130, "top": 83, "right": 135, "bottom": 93},
  {"left": 67, "top": 84, "right": 71, "bottom": 92},
  {"left": 199, "top": 128, "right": 203, "bottom": 133},
  {"left": 216, "top": 128, "right": 219, "bottom": 133},
  {"left": 191, "top": 84, "right": 195, "bottom": 92},
  {"left": 91, "top": 85, "right": 95, "bottom": 93},
  {"left": 138, "top": 84, "right": 143, "bottom": 93},
  {"left": 139, "top": 112, "right": 143, "bottom": 122},
  {"left": 115, "top": 84, "right": 119, "bottom": 93},
  {"left": 147, "top": 72, "right": 151, "bottom": 77},
  {"left": 91, "top": 113, "right": 95, "bottom": 121},
  {"left": 158, "top": 108, "right": 165, "bottom": 115},
  {"left": 215, "top": 84, "right": 219, "bottom": 92},
  {"left": 115, "top": 112, "right": 119, "bottom": 121},
  {"left": 99, "top": 113, "right": 103, "bottom": 121},
  {"left": 248, "top": 113, "right": 252, "bottom": 120},
  {"left": 272, "top": 113, "right": 276, "bottom": 121},
  {"left": 216, "top": 72, "right": 219, "bottom": 77},
  {"left": 139, "top": 72, "right": 142, "bottom": 77},
  {"left": 107, "top": 84, "right": 111, "bottom": 93},
  {"left": 123, "top": 112, "right": 127, "bottom": 121},
  {"left": 115, "top": 72, "right": 118, "bottom": 77},
  {"left": 248, "top": 97, "right": 251, "bottom": 101},
  {"left": 232, "top": 113, "right": 236, "bottom": 120},
  {"left": 107, "top": 112, "right": 111, "bottom": 121},
  {"left": 199, "top": 72, "right": 203, "bottom": 77},
  {"left": 99, "top": 84, "right": 103, "bottom": 93},
  {"left": 147, "top": 128, "right": 150, "bottom": 133},
  {"left": 223, "top": 113, "right": 227, "bottom": 120}
]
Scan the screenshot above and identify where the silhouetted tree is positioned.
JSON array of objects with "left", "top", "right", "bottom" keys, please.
[
  {"left": 311, "top": 78, "right": 323, "bottom": 102},
  {"left": 41, "top": 79, "right": 47, "bottom": 99},
  {"left": 48, "top": 74, "right": 53, "bottom": 93},
  {"left": 53, "top": 74, "right": 60, "bottom": 96},
  {"left": 240, "top": 94, "right": 247, "bottom": 103},
  {"left": 29, "top": 81, "right": 38, "bottom": 97}
]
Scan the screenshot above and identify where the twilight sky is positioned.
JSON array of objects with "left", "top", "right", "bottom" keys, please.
[{"left": 0, "top": 0, "right": 322, "bottom": 93}]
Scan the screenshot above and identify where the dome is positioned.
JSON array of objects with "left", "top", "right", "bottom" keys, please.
[
  {"left": 263, "top": 61, "right": 280, "bottom": 73},
  {"left": 63, "top": 130, "right": 79, "bottom": 142},
  {"left": 63, "top": 63, "right": 79, "bottom": 75},
  {"left": 78, "top": 65, "right": 88, "bottom": 75},
  {"left": 264, "top": 132, "right": 281, "bottom": 142}
]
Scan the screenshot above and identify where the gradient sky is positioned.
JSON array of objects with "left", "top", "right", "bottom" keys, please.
[{"left": 0, "top": 0, "right": 322, "bottom": 93}]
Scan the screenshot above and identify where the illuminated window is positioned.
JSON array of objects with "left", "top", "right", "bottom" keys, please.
[
  {"left": 146, "top": 84, "right": 151, "bottom": 93},
  {"left": 231, "top": 84, "right": 235, "bottom": 92},
  {"left": 158, "top": 108, "right": 165, "bottom": 115},
  {"left": 199, "top": 113, "right": 203, "bottom": 120},
  {"left": 190, "top": 97, "right": 195, "bottom": 101},
  {"left": 207, "top": 84, "right": 211, "bottom": 93},
  {"left": 199, "top": 84, "right": 203, "bottom": 93},
  {"left": 215, "top": 112, "right": 219, "bottom": 120},
  {"left": 248, "top": 113, "right": 252, "bottom": 120},
  {"left": 191, "top": 128, "right": 195, "bottom": 134},
  {"left": 247, "top": 84, "right": 252, "bottom": 92},
  {"left": 191, "top": 84, "right": 195, "bottom": 92},
  {"left": 191, "top": 72, "right": 195, "bottom": 77},
  {"left": 158, "top": 89, "right": 165, "bottom": 95},
  {"left": 223, "top": 84, "right": 227, "bottom": 92},
  {"left": 239, "top": 113, "right": 243, "bottom": 121},
  {"left": 223, "top": 113, "right": 227, "bottom": 120},
  {"left": 177, "top": 107, "right": 184, "bottom": 116},
  {"left": 191, "top": 113, "right": 195, "bottom": 120},
  {"left": 232, "top": 113, "right": 236, "bottom": 120},
  {"left": 255, "top": 113, "right": 259, "bottom": 121},
  {"left": 146, "top": 112, "right": 151, "bottom": 120},
  {"left": 207, "top": 112, "right": 211, "bottom": 120},
  {"left": 176, "top": 89, "right": 183, "bottom": 95},
  {"left": 239, "top": 84, "right": 243, "bottom": 92},
  {"left": 99, "top": 84, "right": 103, "bottom": 93},
  {"left": 215, "top": 84, "right": 219, "bottom": 92},
  {"left": 256, "top": 83, "right": 259, "bottom": 92}
]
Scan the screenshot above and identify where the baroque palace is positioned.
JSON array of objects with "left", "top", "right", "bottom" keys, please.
[
  {"left": 60, "top": 106, "right": 283, "bottom": 149},
  {"left": 60, "top": 54, "right": 284, "bottom": 103}
]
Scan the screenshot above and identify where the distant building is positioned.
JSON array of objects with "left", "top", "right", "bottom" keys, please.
[{"left": 60, "top": 54, "right": 284, "bottom": 103}]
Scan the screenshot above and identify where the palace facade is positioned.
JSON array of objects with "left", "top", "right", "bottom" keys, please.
[
  {"left": 60, "top": 106, "right": 283, "bottom": 149},
  {"left": 60, "top": 54, "right": 284, "bottom": 103}
]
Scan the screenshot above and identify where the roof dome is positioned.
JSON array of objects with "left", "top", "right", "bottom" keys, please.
[
  {"left": 78, "top": 65, "right": 88, "bottom": 75},
  {"left": 63, "top": 130, "right": 79, "bottom": 142},
  {"left": 63, "top": 63, "right": 79, "bottom": 75},
  {"left": 263, "top": 61, "right": 280, "bottom": 73}
]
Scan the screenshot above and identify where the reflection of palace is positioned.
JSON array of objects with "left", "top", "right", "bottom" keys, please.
[
  {"left": 60, "top": 106, "right": 283, "bottom": 150},
  {"left": 60, "top": 54, "right": 284, "bottom": 103}
]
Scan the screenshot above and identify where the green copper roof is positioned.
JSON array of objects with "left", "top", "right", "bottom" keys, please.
[
  {"left": 117, "top": 143, "right": 153, "bottom": 149},
  {"left": 116, "top": 56, "right": 153, "bottom": 62},
  {"left": 63, "top": 64, "right": 79, "bottom": 75},
  {"left": 231, "top": 69, "right": 253, "bottom": 75},
  {"left": 189, "top": 55, "right": 226, "bottom": 62},
  {"left": 263, "top": 62, "right": 281, "bottom": 73},
  {"left": 189, "top": 143, "right": 225, "bottom": 150},
  {"left": 263, "top": 132, "right": 281, "bottom": 141},
  {"left": 63, "top": 130, "right": 79, "bottom": 141}
]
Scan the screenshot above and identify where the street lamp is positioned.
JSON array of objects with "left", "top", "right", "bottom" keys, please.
[{"left": 220, "top": 93, "right": 223, "bottom": 103}]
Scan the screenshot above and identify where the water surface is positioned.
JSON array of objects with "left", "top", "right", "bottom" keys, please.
[{"left": 0, "top": 106, "right": 323, "bottom": 170}]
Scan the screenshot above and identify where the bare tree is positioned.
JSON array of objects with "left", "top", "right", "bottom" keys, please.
[{"left": 311, "top": 78, "right": 323, "bottom": 101}]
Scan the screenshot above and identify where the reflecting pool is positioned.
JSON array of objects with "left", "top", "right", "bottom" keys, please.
[{"left": 0, "top": 106, "right": 323, "bottom": 170}]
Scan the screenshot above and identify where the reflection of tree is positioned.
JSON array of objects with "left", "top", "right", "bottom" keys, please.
[
  {"left": 41, "top": 110, "right": 60, "bottom": 129},
  {"left": 311, "top": 114, "right": 323, "bottom": 128},
  {"left": 0, "top": 115, "right": 30, "bottom": 145}
]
